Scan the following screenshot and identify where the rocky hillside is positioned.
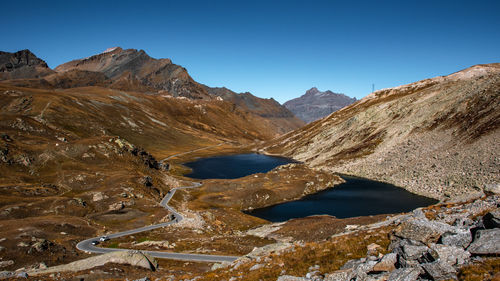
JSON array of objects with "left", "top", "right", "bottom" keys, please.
[
  {"left": 0, "top": 79, "right": 300, "bottom": 271},
  {"left": 283, "top": 87, "right": 356, "bottom": 123},
  {"left": 203, "top": 86, "right": 304, "bottom": 134},
  {"left": 0, "top": 50, "right": 54, "bottom": 80},
  {"left": 54, "top": 47, "right": 210, "bottom": 99},
  {"left": 0, "top": 48, "right": 303, "bottom": 134},
  {"left": 264, "top": 64, "right": 500, "bottom": 200},
  {"left": 199, "top": 192, "right": 500, "bottom": 281}
]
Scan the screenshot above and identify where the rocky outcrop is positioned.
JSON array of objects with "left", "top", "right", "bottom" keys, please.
[
  {"left": 113, "top": 137, "right": 166, "bottom": 170},
  {"left": 264, "top": 64, "right": 500, "bottom": 200},
  {"left": 275, "top": 195, "right": 499, "bottom": 281},
  {"left": 467, "top": 229, "right": 500, "bottom": 255},
  {"left": 283, "top": 87, "right": 356, "bottom": 123},
  {"left": 28, "top": 250, "right": 158, "bottom": 276},
  {"left": 0, "top": 50, "right": 54, "bottom": 80}
]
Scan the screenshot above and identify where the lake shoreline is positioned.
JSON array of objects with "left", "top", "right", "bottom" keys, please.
[
  {"left": 246, "top": 174, "right": 438, "bottom": 222},
  {"left": 181, "top": 153, "right": 438, "bottom": 223}
]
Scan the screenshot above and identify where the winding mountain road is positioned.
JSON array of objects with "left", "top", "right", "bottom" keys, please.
[{"left": 76, "top": 182, "right": 239, "bottom": 263}]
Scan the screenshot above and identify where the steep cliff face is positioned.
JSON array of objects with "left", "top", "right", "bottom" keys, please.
[
  {"left": 284, "top": 87, "right": 356, "bottom": 123},
  {"left": 0, "top": 50, "right": 54, "bottom": 80},
  {"left": 264, "top": 64, "right": 500, "bottom": 199}
]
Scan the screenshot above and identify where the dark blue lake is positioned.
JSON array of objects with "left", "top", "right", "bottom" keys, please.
[
  {"left": 247, "top": 175, "right": 438, "bottom": 222},
  {"left": 183, "top": 153, "right": 294, "bottom": 179},
  {"left": 184, "top": 154, "right": 438, "bottom": 221}
]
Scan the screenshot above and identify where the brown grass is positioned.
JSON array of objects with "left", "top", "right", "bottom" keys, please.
[
  {"left": 189, "top": 226, "right": 392, "bottom": 281},
  {"left": 458, "top": 258, "right": 500, "bottom": 281}
]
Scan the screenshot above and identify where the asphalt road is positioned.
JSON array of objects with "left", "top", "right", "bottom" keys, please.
[{"left": 76, "top": 182, "right": 239, "bottom": 263}]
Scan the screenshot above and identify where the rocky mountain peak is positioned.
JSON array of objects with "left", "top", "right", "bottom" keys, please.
[
  {"left": 101, "top": 47, "right": 123, "bottom": 54},
  {"left": 305, "top": 87, "right": 320, "bottom": 95},
  {"left": 284, "top": 88, "right": 357, "bottom": 123},
  {"left": 0, "top": 49, "right": 54, "bottom": 80},
  {"left": 0, "top": 49, "right": 49, "bottom": 71},
  {"left": 53, "top": 47, "right": 209, "bottom": 98}
]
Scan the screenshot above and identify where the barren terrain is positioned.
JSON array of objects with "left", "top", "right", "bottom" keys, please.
[
  {"left": 264, "top": 64, "right": 500, "bottom": 200},
  {"left": 0, "top": 51, "right": 498, "bottom": 280}
]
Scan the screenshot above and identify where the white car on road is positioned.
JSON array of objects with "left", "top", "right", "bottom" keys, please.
[{"left": 99, "top": 236, "right": 110, "bottom": 242}]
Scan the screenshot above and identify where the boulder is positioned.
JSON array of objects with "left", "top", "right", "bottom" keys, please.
[
  {"left": 402, "top": 244, "right": 430, "bottom": 261},
  {"left": 324, "top": 269, "right": 352, "bottom": 281},
  {"left": 92, "top": 192, "right": 106, "bottom": 202},
  {"left": 430, "top": 244, "right": 471, "bottom": 266},
  {"left": 372, "top": 253, "right": 397, "bottom": 272},
  {"left": 29, "top": 250, "right": 158, "bottom": 276},
  {"left": 31, "top": 239, "right": 53, "bottom": 252},
  {"left": 364, "top": 273, "right": 391, "bottom": 281},
  {"left": 394, "top": 244, "right": 435, "bottom": 267},
  {"left": 16, "top": 272, "right": 29, "bottom": 278},
  {"left": 139, "top": 176, "right": 153, "bottom": 187},
  {"left": 0, "top": 260, "right": 14, "bottom": 268},
  {"left": 367, "top": 243, "right": 382, "bottom": 256},
  {"left": 0, "top": 271, "right": 15, "bottom": 279},
  {"left": 211, "top": 262, "right": 230, "bottom": 271},
  {"left": 338, "top": 258, "right": 377, "bottom": 280},
  {"left": 108, "top": 201, "right": 124, "bottom": 211},
  {"left": 340, "top": 258, "right": 365, "bottom": 270},
  {"left": 421, "top": 260, "right": 457, "bottom": 280},
  {"left": 351, "top": 260, "right": 378, "bottom": 280},
  {"left": 38, "top": 262, "right": 47, "bottom": 270},
  {"left": 440, "top": 229, "right": 472, "bottom": 248},
  {"left": 467, "top": 228, "right": 500, "bottom": 255},
  {"left": 159, "top": 162, "right": 170, "bottom": 171},
  {"left": 387, "top": 267, "right": 422, "bottom": 281},
  {"left": 394, "top": 218, "right": 456, "bottom": 244},
  {"left": 249, "top": 263, "right": 264, "bottom": 271}
]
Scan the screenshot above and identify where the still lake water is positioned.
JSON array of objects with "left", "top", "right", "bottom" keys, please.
[
  {"left": 184, "top": 153, "right": 438, "bottom": 221},
  {"left": 247, "top": 175, "right": 438, "bottom": 222},
  {"left": 184, "top": 153, "right": 294, "bottom": 179}
]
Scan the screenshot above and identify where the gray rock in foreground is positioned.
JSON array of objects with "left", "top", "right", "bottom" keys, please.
[
  {"left": 440, "top": 229, "right": 472, "bottom": 248},
  {"left": 467, "top": 229, "right": 500, "bottom": 255},
  {"left": 387, "top": 267, "right": 422, "bottom": 281},
  {"left": 431, "top": 244, "right": 470, "bottom": 266},
  {"left": 394, "top": 218, "right": 455, "bottom": 244},
  {"left": 422, "top": 260, "right": 457, "bottom": 280}
]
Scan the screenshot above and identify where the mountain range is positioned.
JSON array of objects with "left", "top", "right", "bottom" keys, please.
[
  {"left": 1, "top": 47, "right": 499, "bottom": 279},
  {"left": 283, "top": 87, "right": 357, "bottom": 123},
  {"left": 0, "top": 48, "right": 304, "bottom": 134}
]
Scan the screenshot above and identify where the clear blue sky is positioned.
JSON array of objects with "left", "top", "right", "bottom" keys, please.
[{"left": 3, "top": 0, "right": 499, "bottom": 103}]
